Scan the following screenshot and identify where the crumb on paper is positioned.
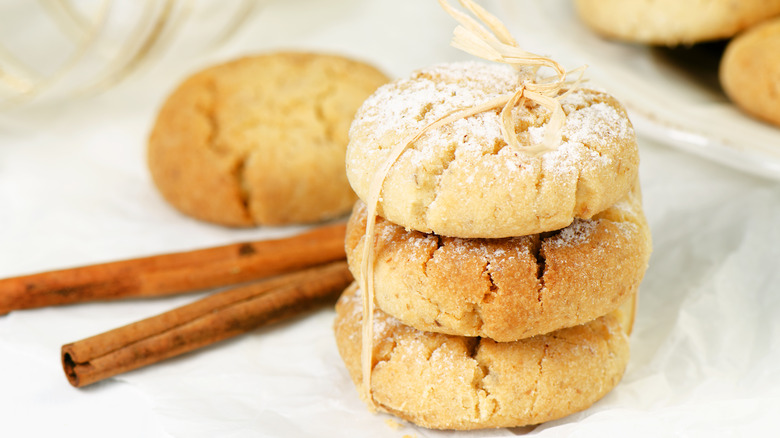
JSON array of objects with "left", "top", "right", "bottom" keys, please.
[{"left": 384, "top": 418, "right": 404, "bottom": 430}]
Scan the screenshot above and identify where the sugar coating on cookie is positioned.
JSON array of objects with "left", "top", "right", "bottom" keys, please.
[
  {"left": 148, "top": 52, "right": 389, "bottom": 227},
  {"left": 345, "top": 184, "right": 651, "bottom": 342},
  {"left": 720, "top": 17, "right": 780, "bottom": 127},
  {"left": 575, "top": 0, "right": 780, "bottom": 46},
  {"left": 334, "top": 283, "right": 632, "bottom": 430},
  {"left": 346, "top": 62, "right": 638, "bottom": 238}
]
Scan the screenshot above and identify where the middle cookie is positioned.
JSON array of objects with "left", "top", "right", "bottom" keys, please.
[{"left": 346, "top": 187, "right": 651, "bottom": 342}]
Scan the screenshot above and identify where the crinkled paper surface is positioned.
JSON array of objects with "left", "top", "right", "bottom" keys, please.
[{"left": 1, "top": 1, "right": 779, "bottom": 437}]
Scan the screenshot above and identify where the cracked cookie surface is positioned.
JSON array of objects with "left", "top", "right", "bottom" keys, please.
[
  {"left": 333, "top": 283, "right": 633, "bottom": 430},
  {"left": 345, "top": 61, "right": 639, "bottom": 238},
  {"left": 345, "top": 185, "right": 650, "bottom": 342},
  {"left": 148, "top": 52, "right": 389, "bottom": 226}
]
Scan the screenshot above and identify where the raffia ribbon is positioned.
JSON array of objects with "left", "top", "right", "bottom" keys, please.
[{"left": 358, "top": 0, "right": 585, "bottom": 407}]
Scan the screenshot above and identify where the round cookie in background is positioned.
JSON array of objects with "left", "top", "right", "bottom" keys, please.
[
  {"left": 574, "top": 0, "right": 780, "bottom": 46},
  {"left": 346, "top": 62, "right": 639, "bottom": 239},
  {"left": 720, "top": 17, "right": 780, "bottom": 127},
  {"left": 148, "top": 52, "right": 389, "bottom": 227},
  {"left": 333, "top": 283, "right": 634, "bottom": 430},
  {"left": 345, "top": 184, "right": 651, "bottom": 342}
]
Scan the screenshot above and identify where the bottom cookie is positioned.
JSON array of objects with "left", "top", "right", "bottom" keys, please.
[{"left": 334, "top": 283, "right": 633, "bottom": 430}]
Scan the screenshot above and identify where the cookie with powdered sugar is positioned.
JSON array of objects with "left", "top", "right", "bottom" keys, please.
[
  {"left": 345, "top": 61, "right": 639, "bottom": 238},
  {"left": 334, "top": 282, "right": 635, "bottom": 430},
  {"left": 345, "top": 184, "right": 650, "bottom": 342}
]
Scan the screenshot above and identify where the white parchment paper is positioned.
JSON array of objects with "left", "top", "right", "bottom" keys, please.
[{"left": 1, "top": 1, "right": 779, "bottom": 437}]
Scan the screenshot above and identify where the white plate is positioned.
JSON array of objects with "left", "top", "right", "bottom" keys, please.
[{"left": 497, "top": 0, "right": 780, "bottom": 181}]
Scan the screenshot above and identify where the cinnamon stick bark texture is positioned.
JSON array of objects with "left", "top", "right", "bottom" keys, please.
[
  {"left": 1, "top": 222, "right": 346, "bottom": 315},
  {"left": 62, "top": 261, "right": 352, "bottom": 388}
]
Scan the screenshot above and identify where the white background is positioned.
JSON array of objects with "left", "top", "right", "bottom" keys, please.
[{"left": 1, "top": 1, "right": 779, "bottom": 436}]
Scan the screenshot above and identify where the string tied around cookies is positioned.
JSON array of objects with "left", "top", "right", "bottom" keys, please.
[
  {"left": 441, "top": 0, "right": 587, "bottom": 155},
  {"left": 358, "top": 0, "right": 586, "bottom": 407}
]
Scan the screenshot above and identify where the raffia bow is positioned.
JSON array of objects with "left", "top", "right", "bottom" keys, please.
[{"left": 358, "top": 0, "right": 585, "bottom": 407}]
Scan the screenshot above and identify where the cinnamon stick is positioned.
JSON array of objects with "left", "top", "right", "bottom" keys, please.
[
  {"left": 1, "top": 222, "right": 346, "bottom": 315},
  {"left": 62, "top": 261, "right": 352, "bottom": 388}
]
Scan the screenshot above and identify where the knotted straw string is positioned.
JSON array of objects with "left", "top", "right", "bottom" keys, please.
[{"left": 358, "top": 0, "right": 585, "bottom": 407}]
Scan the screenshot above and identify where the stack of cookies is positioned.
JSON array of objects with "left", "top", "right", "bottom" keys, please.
[{"left": 333, "top": 61, "right": 652, "bottom": 430}]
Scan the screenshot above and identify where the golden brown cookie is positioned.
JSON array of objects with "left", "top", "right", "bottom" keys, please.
[
  {"left": 345, "top": 184, "right": 650, "bottom": 342},
  {"left": 575, "top": 0, "right": 780, "bottom": 46},
  {"left": 334, "top": 283, "right": 633, "bottom": 430},
  {"left": 346, "top": 62, "right": 639, "bottom": 238},
  {"left": 148, "top": 52, "right": 389, "bottom": 226},
  {"left": 720, "top": 17, "right": 780, "bottom": 127}
]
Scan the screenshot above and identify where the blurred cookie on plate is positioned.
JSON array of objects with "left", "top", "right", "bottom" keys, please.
[
  {"left": 720, "top": 17, "right": 780, "bottom": 127},
  {"left": 574, "top": 0, "right": 780, "bottom": 46}
]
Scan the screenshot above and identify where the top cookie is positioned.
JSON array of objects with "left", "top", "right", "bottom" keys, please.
[
  {"left": 346, "top": 62, "right": 638, "bottom": 238},
  {"left": 575, "top": 0, "right": 780, "bottom": 46},
  {"left": 148, "top": 52, "right": 389, "bottom": 227}
]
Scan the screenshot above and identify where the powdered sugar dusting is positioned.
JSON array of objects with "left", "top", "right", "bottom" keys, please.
[
  {"left": 551, "top": 219, "right": 598, "bottom": 247},
  {"left": 346, "top": 285, "right": 405, "bottom": 341},
  {"left": 563, "top": 102, "right": 632, "bottom": 147},
  {"left": 351, "top": 62, "right": 515, "bottom": 160},
  {"left": 351, "top": 61, "right": 632, "bottom": 160},
  {"left": 348, "top": 61, "right": 634, "bottom": 189}
]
